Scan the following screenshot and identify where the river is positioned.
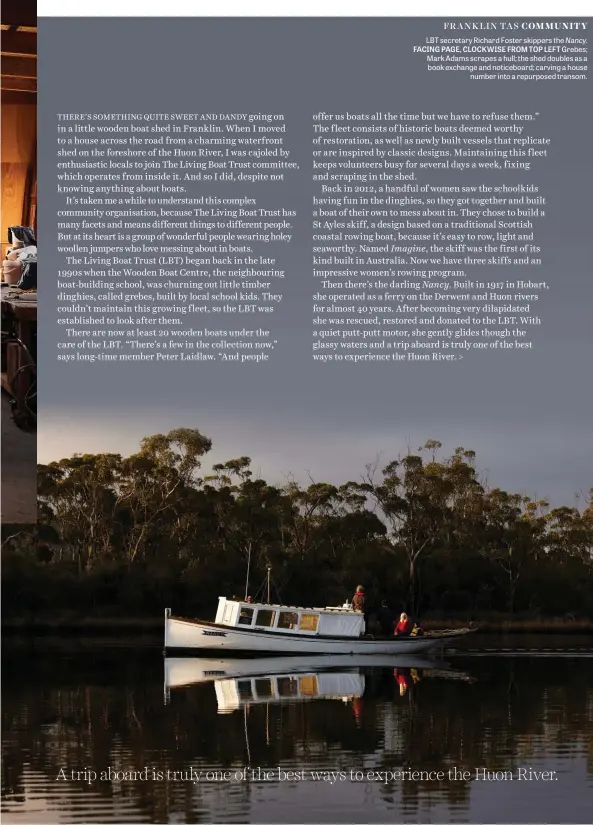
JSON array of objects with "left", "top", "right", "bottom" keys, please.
[{"left": 2, "top": 635, "right": 592, "bottom": 823}]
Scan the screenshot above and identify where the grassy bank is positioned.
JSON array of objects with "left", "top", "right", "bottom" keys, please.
[
  {"left": 2, "top": 614, "right": 164, "bottom": 634},
  {"left": 421, "top": 617, "right": 593, "bottom": 634}
]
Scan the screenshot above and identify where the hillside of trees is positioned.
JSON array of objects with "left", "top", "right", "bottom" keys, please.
[{"left": 3, "top": 430, "right": 593, "bottom": 625}]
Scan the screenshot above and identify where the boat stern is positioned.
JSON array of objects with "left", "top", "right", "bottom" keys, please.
[{"left": 164, "top": 607, "right": 172, "bottom": 648}]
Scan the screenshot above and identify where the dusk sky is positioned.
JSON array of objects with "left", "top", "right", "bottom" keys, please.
[{"left": 38, "top": 19, "right": 593, "bottom": 507}]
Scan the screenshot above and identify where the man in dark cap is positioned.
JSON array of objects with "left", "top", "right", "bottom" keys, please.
[{"left": 377, "top": 600, "right": 395, "bottom": 636}]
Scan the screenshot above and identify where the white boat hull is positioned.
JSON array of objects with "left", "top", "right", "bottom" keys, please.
[{"left": 165, "top": 615, "right": 453, "bottom": 655}]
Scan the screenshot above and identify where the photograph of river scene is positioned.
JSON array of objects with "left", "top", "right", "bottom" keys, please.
[{"left": 2, "top": 431, "right": 593, "bottom": 823}]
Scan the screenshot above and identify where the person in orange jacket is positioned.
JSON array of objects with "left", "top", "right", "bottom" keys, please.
[{"left": 352, "top": 585, "right": 365, "bottom": 612}]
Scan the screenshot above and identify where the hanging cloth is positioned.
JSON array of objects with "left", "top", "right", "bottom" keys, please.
[{"left": 8, "top": 226, "right": 37, "bottom": 247}]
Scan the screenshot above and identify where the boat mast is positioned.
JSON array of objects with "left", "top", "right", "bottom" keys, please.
[
  {"left": 266, "top": 564, "right": 272, "bottom": 603},
  {"left": 244, "top": 705, "right": 251, "bottom": 764},
  {"left": 244, "top": 540, "right": 252, "bottom": 601}
]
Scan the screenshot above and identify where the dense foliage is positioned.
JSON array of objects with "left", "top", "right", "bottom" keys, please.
[{"left": 3, "top": 430, "right": 593, "bottom": 620}]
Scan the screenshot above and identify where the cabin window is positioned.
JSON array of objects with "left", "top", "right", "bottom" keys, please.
[
  {"left": 237, "top": 680, "right": 253, "bottom": 700},
  {"left": 255, "top": 609, "right": 276, "bottom": 628},
  {"left": 277, "top": 611, "right": 299, "bottom": 630},
  {"left": 299, "top": 676, "right": 318, "bottom": 696},
  {"left": 237, "top": 607, "right": 254, "bottom": 626},
  {"left": 222, "top": 603, "right": 234, "bottom": 623},
  {"left": 254, "top": 678, "right": 273, "bottom": 698},
  {"left": 277, "top": 677, "right": 299, "bottom": 697},
  {"left": 299, "top": 613, "right": 319, "bottom": 632}
]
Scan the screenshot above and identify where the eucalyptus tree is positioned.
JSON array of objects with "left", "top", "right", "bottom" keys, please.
[
  {"left": 30, "top": 430, "right": 593, "bottom": 620},
  {"left": 480, "top": 490, "right": 548, "bottom": 613},
  {"left": 280, "top": 478, "right": 387, "bottom": 603},
  {"left": 37, "top": 453, "right": 123, "bottom": 570},
  {"left": 202, "top": 456, "right": 292, "bottom": 598},
  {"left": 359, "top": 441, "right": 466, "bottom": 613},
  {"left": 114, "top": 428, "right": 213, "bottom": 565}
]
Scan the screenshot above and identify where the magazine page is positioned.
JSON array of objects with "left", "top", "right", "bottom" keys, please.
[{"left": 1, "top": 1, "right": 592, "bottom": 823}]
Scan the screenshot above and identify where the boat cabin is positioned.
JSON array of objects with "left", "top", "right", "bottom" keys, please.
[
  {"left": 214, "top": 671, "right": 364, "bottom": 713},
  {"left": 214, "top": 597, "right": 365, "bottom": 638}
]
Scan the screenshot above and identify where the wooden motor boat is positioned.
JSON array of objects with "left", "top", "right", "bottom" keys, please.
[{"left": 164, "top": 597, "right": 474, "bottom": 656}]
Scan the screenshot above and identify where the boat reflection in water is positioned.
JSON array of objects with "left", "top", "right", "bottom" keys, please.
[{"left": 164, "top": 655, "right": 473, "bottom": 713}]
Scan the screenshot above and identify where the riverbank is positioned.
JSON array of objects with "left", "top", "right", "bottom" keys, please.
[
  {"left": 3, "top": 614, "right": 592, "bottom": 635},
  {"left": 0, "top": 396, "right": 37, "bottom": 525},
  {"left": 421, "top": 617, "right": 593, "bottom": 633}
]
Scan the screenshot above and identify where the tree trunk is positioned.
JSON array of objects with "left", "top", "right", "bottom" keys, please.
[
  {"left": 508, "top": 570, "right": 515, "bottom": 614},
  {"left": 408, "top": 556, "right": 416, "bottom": 614}
]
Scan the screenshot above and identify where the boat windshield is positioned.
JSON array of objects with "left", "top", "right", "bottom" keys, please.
[
  {"left": 237, "top": 607, "right": 254, "bottom": 626},
  {"left": 237, "top": 680, "right": 253, "bottom": 700}
]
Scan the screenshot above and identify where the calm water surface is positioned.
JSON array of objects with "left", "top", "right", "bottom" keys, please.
[{"left": 2, "top": 636, "right": 592, "bottom": 824}]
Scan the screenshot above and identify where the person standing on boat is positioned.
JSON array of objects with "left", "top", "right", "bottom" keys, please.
[
  {"left": 394, "top": 612, "right": 412, "bottom": 636},
  {"left": 352, "top": 585, "right": 365, "bottom": 612},
  {"left": 377, "top": 600, "right": 395, "bottom": 636}
]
